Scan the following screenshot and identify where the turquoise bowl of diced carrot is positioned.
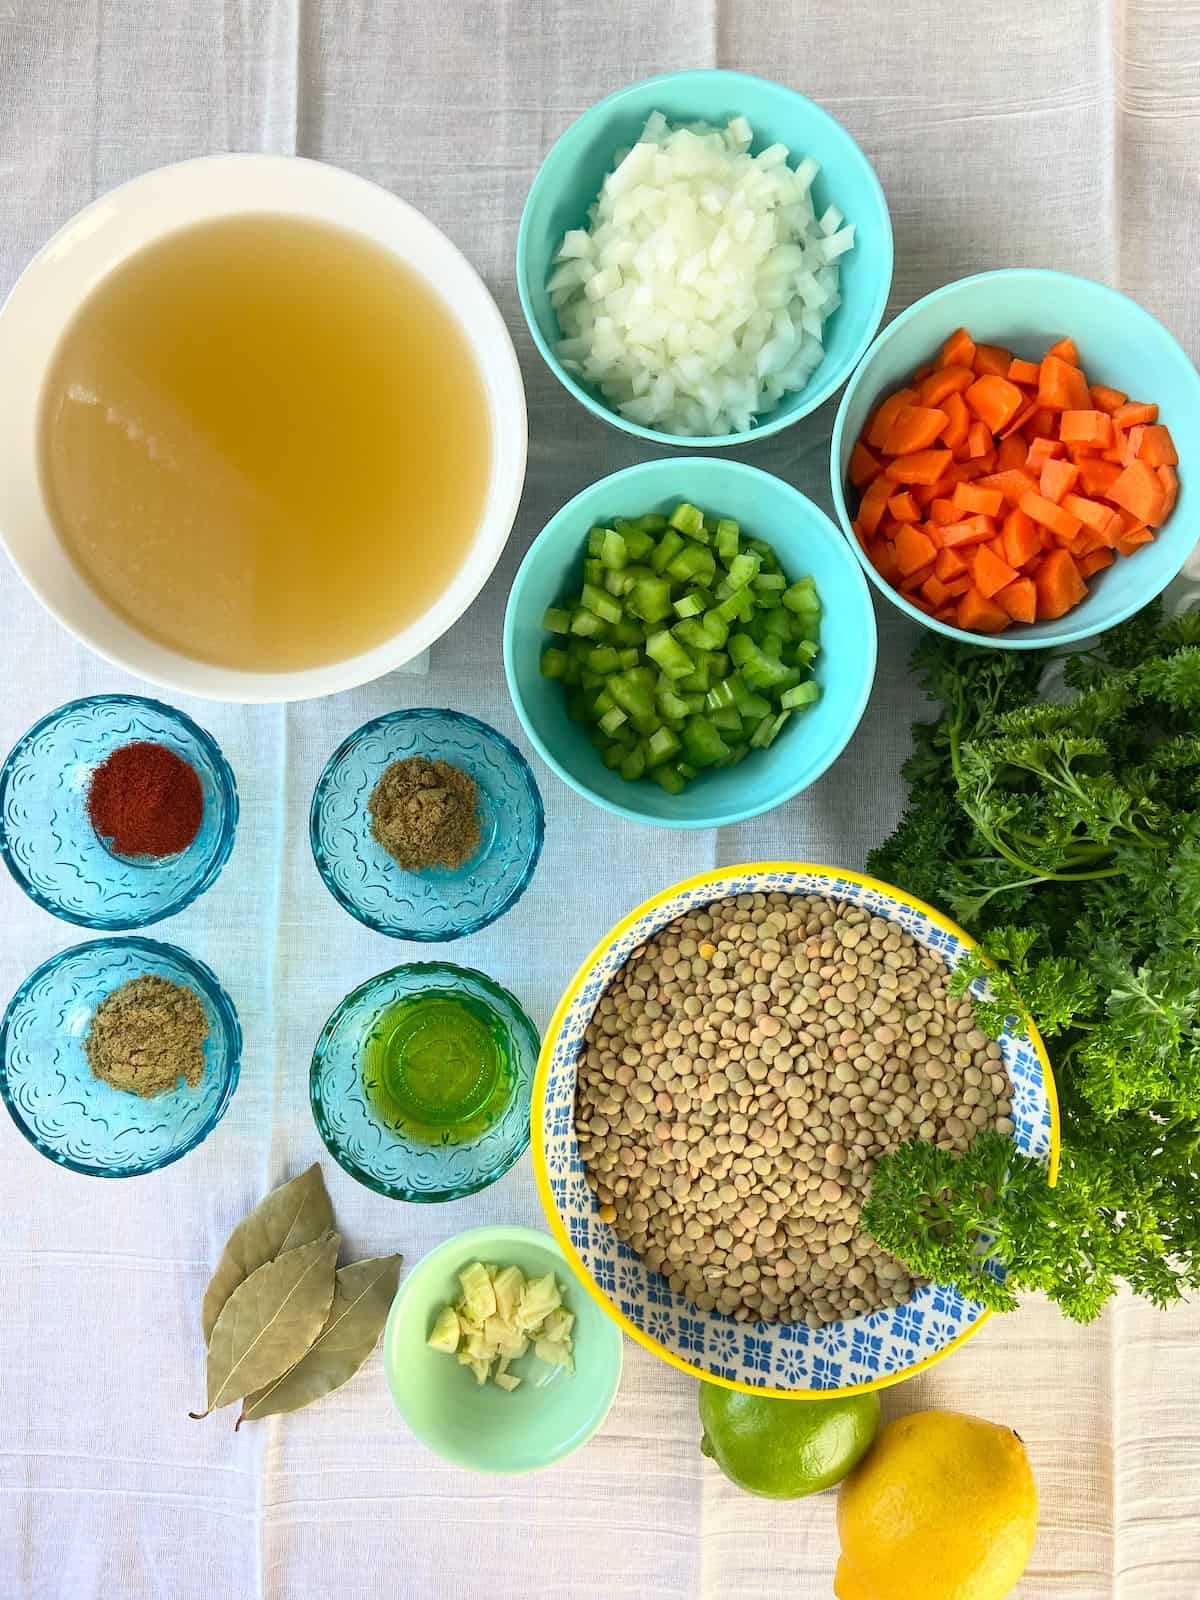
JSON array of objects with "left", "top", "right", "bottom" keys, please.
[{"left": 829, "top": 269, "right": 1200, "bottom": 646}]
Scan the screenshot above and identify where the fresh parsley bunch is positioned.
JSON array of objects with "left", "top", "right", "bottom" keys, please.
[{"left": 863, "top": 602, "right": 1200, "bottom": 1321}]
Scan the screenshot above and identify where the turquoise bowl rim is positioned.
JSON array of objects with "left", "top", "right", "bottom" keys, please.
[
  {"left": 0, "top": 693, "right": 239, "bottom": 930},
  {"left": 0, "top": 935, "right": 242, "bottom": 1178},
  {"left": 515, "top": 67, "right": 894, "bottom": 449},
  {"left": 383, "top": 1222, "right": 623, "bottom": 1474},
  {"left": 502, "top": 457, "right": 878, "bottom": 830},
  {"left": 829, "top": 267, "right": 1200, "bottom": 649},
  {"left": 308, "top": 961, "right": 541, "bottom": 1204}
]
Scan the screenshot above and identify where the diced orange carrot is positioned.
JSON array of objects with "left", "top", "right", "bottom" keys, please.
[
  {"left": 1040, "top": 457, "right": 1079, "bottom": 505},
  {"left": 908, "top": 592, "right": 936, "bottom": 615},
  {"left": 918, "top": 366, "right": 975, "bottom": 407},
  {"left": 1113, "top": 400, "right": 1158, "bottom": 429},
  {"left": 1076, "top": 457, "right": 1122, "bottom": 497},
  {"left": 1138, "top": 425, "right": 1178, "bottom": 468},
  {"left": 900, "top": 561, "right": 937, "bottom": 595},
  {"left": 849, "top": 441, "right": 883, "bottom": 488},
  {"left": 1061, "top": 495, "right": 1117, "bottom": 538},
  {"left": 952, "top": 481, "right": 1004, "bottom": 518},
  {"left": 920, "top": 573, "right": 953, "bottom": 608},
  {"left": 1008, "top": 357, "right": 1041, "bottom": 386},
  {"left": 997, "top": 396, "right": 1039, "bottom": 439},
  {"left": 913, "top": 363, "right": 934, "bottom": 382},
  {"left": 958, "top": 585, "right": 1011, "bottom": 634},
  {"left": 1038, "top": 355, "right": 1090, "bottom": 411},
  {"left": 1109, "top": 459, "right": 1168, "bottom": 526},
  {"left": 937, "top": 390, "right": 971, "bottom": 450},
  {"left": 928, "top": 498, "right": 959, "bottom": 526},
  {"left": 965, "top": 421, "right": 991, "bottom": 459},
  {"left": 939, "top": 328, "right": 976, "bottom": 369},
  {"left": 1116, "top": 527, "right": 1155, "bottom": 557},
  {"left": 996, "top": 433, "right": 1028, "bottom": 471},
  {"left": 1159, "top": 463, "right": 1179, "bottom": 518},
  {"left": 1044, "top": 336, "right": 1080, "bottom": 366},
  {"left": 1103, "top": 424, "right": 1129, "bottom": 464},
  {"left": 1078, "top": 549, "right": 1115, "bottom": 578},
  {"left": 1035, "top": 548, "right": 1088, "bottom": 620},
  {"left": 934, "top": 605, "right": 959, "bottom": 623},
  {"left": 1021, "top": 490, "right": 1083, "bottom": 542},
  {"left": 910, "top": 481, "right": 942, "bottom": 508},
  {"left": 941, "top": 517, "right": 995, "bottom": 550},
  {"left": 886, "top": 491, "right": 921, "bottom": 523},
  {"left": 996, "top": 576, "right": 1037, "bottom": 623},
  {"left": 883, "top": 405, "right": 951, "bottom": 456},
  {"left": 866, "top": 388, "right": 917, "bottom": 451},
  {"left": 942, "top": 574, "right": 970, "bottom": 598},
  {"left": 977, "top": 468, "right": 1039, "bottom": 504},
  {"left": 857, "top": 476, "right": 892, "bottom": 537},
  {"left": 1026, "top": 436, "right": 1065, "bottom": 472},
  {"left": 972, "top": 544, "right": 1019, "bottom": 599},
  {"left": 1122, "top": 425, "right": 1146, "bottom": 466},
  {"left": 935, "top": 546, "right": 968, "bottom": 581},
  {"left": 884, "top": 449, "right": 954, "bottom": 485},
  {"left": 893, "top": 525, "right": 937, "bottom": 576},
  {"left": 1001, "top": 508, "right": 1041, "bottom": 570},
  {"left": 924, "top": 522, "right": 944, "bottom": 552},
  {"left": 1026, "top": 407, "right": 1059, "bottom": 439},
  {"left": 974, "top": 343, "right": 1013, "bottom": 377},
  {"left": 964, "top": 374, "right": 1023, "bottom": 434},
  {"left": 1089, "top": 384, "right": 1127, "bottom": 415},
  {"left": 1060, "top": 410, "right": 1114, "bottom": 449},
  {"left": 868, "top": 538, "right": 901, "bottom": 584}
]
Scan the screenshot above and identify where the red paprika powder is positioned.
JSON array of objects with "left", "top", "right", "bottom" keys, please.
[{"left": 87, "top": 742, "right": 204, "bottom": 858}]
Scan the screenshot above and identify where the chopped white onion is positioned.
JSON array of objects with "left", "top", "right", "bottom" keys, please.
[{"left": 551, "top": 115, "right": 854, "bottom": 436}]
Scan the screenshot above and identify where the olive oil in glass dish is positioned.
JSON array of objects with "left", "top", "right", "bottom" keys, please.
[{"left": 310, "top": 962, "right": 540, "bottom": 1203}]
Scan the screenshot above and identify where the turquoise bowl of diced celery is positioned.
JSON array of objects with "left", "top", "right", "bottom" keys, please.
[{"left": 503, "top": 458, "right": 878, "bottom": 828}]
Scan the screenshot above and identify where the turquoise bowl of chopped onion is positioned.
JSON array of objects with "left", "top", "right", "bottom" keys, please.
[
  {"left": 502, "top": 457, "right": 877, "bottom": 828},
  {"left": 516, "top": 69, "right": 893, "bottom": 447}
]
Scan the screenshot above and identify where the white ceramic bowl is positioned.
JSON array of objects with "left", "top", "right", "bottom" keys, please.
[
  {"left": 0, "top": 156, "right": 527, "bottom": 703},
  {"left": 533, "top": 863, "right": 1059, "bottom": 1397}
]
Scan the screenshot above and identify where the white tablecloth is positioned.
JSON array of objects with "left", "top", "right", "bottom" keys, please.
[{"left": 2, "top": 3, "right": 1199, "bottom": 1596}]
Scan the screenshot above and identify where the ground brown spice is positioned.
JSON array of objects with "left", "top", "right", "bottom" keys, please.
[
  {"left": 368, "top": 756, "right": 480, "bottom": 872},
  {"left": 85, "top": 975, "right": 209, "bottom": 1097}
]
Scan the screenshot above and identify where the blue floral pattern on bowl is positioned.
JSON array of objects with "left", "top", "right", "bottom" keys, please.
[
  {"left": 535, "top": 865, "right": 1056, "bottom": 1395},
  {"left": 310, "top": 962, "right": 541, "bottom": 1202},
  {"left": 309, "top": 709, "right": 544, "bottom": 942},
  {"left": 0, "top": 696, "right": 238, "bottom": 930},
  {"left": 0, "top": 937, "right": 241, "bottom": 1177}
]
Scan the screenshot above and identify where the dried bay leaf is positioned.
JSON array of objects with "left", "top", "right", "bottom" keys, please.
[
  {"left": 236, "top": 1253, "right": 403, "bottom": 1427},
  {"left": 194, "top": 1231, "right": 339, "bottom": 1416},
  {"left": 201, "top": 1163, "right": 333, "bottom": 1342}
]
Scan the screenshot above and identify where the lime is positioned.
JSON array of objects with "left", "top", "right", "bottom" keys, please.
[{"left": 698, "top": 1380, "right": 881, "bottom": 1499}]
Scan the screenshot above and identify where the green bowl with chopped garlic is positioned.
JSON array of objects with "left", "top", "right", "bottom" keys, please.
[{"left": 383, "top": 1224, "right": 623, "bottom": 1474}]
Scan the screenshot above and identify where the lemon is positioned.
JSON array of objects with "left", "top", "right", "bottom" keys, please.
[
  {"left": 835, "top": 1409, "right": 1038, "bottom": 1600},
  {"left": 698, "top": 1381, "right": 880, "bottom": 1499}
]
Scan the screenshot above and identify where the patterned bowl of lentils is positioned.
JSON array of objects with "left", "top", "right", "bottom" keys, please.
[{"left": 532, "top": 862, "right": 1058, "bottom": 1397}]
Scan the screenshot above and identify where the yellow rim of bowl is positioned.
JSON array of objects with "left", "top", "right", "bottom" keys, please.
[{"left": 531, "top": 860, "right": 1061, "bottom": 1400}]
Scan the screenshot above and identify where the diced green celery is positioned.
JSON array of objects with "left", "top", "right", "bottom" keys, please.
[
  {"left": 600, "top": 741, "right": 626, "bottom": 768},
  {"left": 673, "top": 588, "right": 711, "bottom": 620},
  {"left": 625, "top": 664, "right": 656, "bottom": 690},
  {"left": 656, "top": 686, "right": 692, "bottom": 721},
  {"left": 753, "top": 571, "right": 787, "bottom": 591},
  {"left": 628, "top": 576, "right": 673, "bottom": 624},
  {"left": 598, "top": 706, "right": 628, "bottom": 736},
  {"left": 761, "top": 607, "right": 791, "bottom": 639},
  {"left": 705, "top": 678, "right": 737, "bottom": 712},
  {"left": 579, "top": 669, "right": 601, "bottom": 690},
  {"left": 645, "top": 629, "right": 694, "bottom": 681},
  {"left": 791, "top": 639, "right": 819, "bottom": 668},
  {"left": 711, "top": 706, "right": 743, "bottom": 734},
  {"left": 711, "top": 589, "right": 747, "bottom": 626},
  {"left": 676, "top": 761, "right": 699, "bottom": 781},
  {"left": 623, "top": 528, "right": 654, "bottom": 561},
  {"left": 747, "top": 537, "right": 774, "bottom": 561},
  {"left": 649, "top": 764, "right": 685, "bottom": 795},
  {"left": 728, "top": 632, "right": 755, "bottom": 667},
  {"left": 543, "top": 606, "right": 571, "bottom": 634},
  {"left": 588, "top": 645, "right": 620, "bottom": 675},
  {"left": 680, "top": 692, "right": 705, "bottom": 714},
  {"left": 666, "top": 545, "right": 716, "bottom": 585},
  {"left": 540, "top": 647, "right": 569, "bottom": 679},
  {"left": 741, "top": 691, "right": 772, "bottom": 719},
  {"left": 726, "top": 550, "right": 761, "bottom": 590},
  {"left": 638, "top": 512, "right": 668, "bottom": 532},
  {"left": 703, "top": 514, "right": 719, "bottom": 533},
  {"left": 587, "top": 526, "right": 609, "bottom": 557},
  {"left": 593, "top": 688, "right": 615, "bottom": 715},
  {"left": 608, "top": 673, "right": 656, "bottom": 723},
  {"left": 580, "top": 583, "right": 622, "bottom": 624},
  {"left": 709, "top": 651, "right": 730, "bottom": 679},
  {"left": 750, "top": 710, "right": 791, "bottom": 749},
  {"left": 610, "top": 619, "right": 644, "bottom": 647},
  {"left": 603, "top": 569, "right": 631, "bottom": 597},
  {"left": 669, "top": 501, "right": 707, "bottom": 540},
  {"left": 782, "top": 576, "right": 821, "bottom": 615},
  {"left": 600, "top": 529, "right": 628, "bottom": 570},
  {"left": 584, "top": 558, "right": 604, "bottom": 586},
  {"left": 715, "top": 518, "right": 740, "bottom": 562},
  {"left": 715, "top": 742, "right": 749, "bottom": 768},
  {"left": 615, "top": 647, "right": 640, "bottom": 669},
  {"left": 649, "top": 529, "right": 684, "bottom": 572},
  {"left": 676, "top": 660, "right": 710, "bottom": 692},
  {"left": 619, "top": 746, "right": 647, "bottom": 782},
  {"left": 674, "top": 616, "right": 726, "bottom": 652},
  {"left": 570, "top": 609, "right": 607, "bottom": 639},
  {"left": 647, "top": 726, "right": 681, "bottom": 764},
  {"left": 681, "top": 716, "right": 731, "bottom": 768},
  {"left": 781, "top": 681, "right": 821, "bottom": 710}
]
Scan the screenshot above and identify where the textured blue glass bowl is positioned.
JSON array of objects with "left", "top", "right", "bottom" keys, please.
[
  {"left": 310, "top": 708, "right": 544, "bottom": 942},
  {"left": 831, "top": 269, "right": 1200, "bottom": 648},
  {"left": 516, "top": 68, "right": 893, "bottom": 448},
  {"left": 503, "top": 458, "right": 878, "bottom": 828},
  {"left": 310, "top": 962, "right": 540, "bottom": 1203},
  {"left": 0, "top": 695, "right": 238, "bottom": 929},
  {"left": 0, "top": 937, "right": 241, "bottom": 1177}
]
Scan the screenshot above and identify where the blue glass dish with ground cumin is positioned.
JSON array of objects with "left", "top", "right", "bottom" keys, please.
[{"left": 310, "top": 962, "right": 540, "bottom": 1202}]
